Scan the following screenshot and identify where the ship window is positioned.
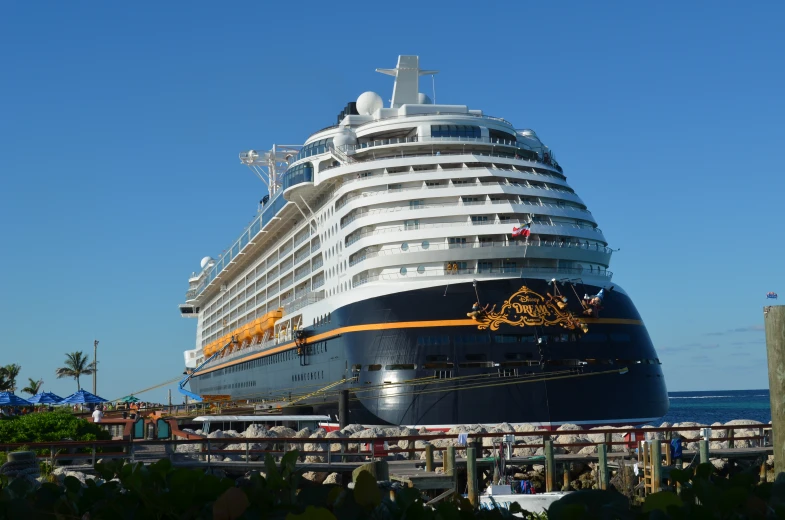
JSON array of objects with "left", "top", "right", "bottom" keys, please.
[
  {"left": 471, "top": 215, "right": 488, "bottom": 224},
  {"left": 386, "top": 364, "right": 416, "bottom": 370},
  {"left": 458, "top": 361, "right": 494, "bottom": 368},
  {"left": 400, "top": 267, "right": 407, "bottom": 275},
  {"left": 494, "top": 334, "right": 520, "bottom": 343},
  {"left": 610, "top": 333, "right": 631, "bottom": 343},
  {"left": 401, "top": 242, "right": 409, "bottom": 251},
  {"left": 367, "top": 364, "right": 382, "bottom": 371},
  {"left": 579, "top": 333, "right": 608, "bottom": 343},
  {"left": 426, "top": 355, "right": 449, "bottom": 362},
  {"left": 417, "top": 335, "right": 450, "bottom": 346},
  {"left": 405, "top": 220, "right": 420, "bottom": 230},
  {"left": 488, "top": 128, "right": 517, "bottom": 144},
  {"left": 465, "top": 353, "right": 487, "bottom": 361},
  {"left": 421, "top": 240, "right": 430, "bottom": 250},
  {"left": 295, "top": 138, "right": 334, "bottom": 161},
  {"left": 417, "top": 266, "right": 425, "bottom": 274},
  {"left": 424, "top": 362, "right": 454, "bottom": 369},
  {"left": 478, "top": 261, "right": 492, "bottom": 272},
  {"left": 455, "top": 334, "right": 490, "bottom": 345},
  {"left": 351, "top": 364, "right": 361, "bottom": 372},
  {"left": 431, "top": 125, "right": 481, "bottom": 138}
]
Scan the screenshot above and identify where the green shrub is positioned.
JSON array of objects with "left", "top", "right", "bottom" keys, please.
[
  {"left": 0, "top": 451, "right": 528, "bottom": 519},
  {"left": 0, "top": 411, "right": 110, "bottom": 444}
]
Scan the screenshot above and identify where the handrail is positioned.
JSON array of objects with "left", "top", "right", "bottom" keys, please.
[
  {"left": 353, "top": 265, "right": 613, "bottom": 287},
  {"left": 345, "top": 222, "right": 605, "bottom": 248},
  {"left": 349, "top": 240, "right": 612, "bottom": 267},
  {"left": 341, "top": 200, "right": 593, "bottom": 229}
]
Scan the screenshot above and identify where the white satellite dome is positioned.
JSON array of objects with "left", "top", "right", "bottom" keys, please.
[
  {"left": 356, "top": 91, "right": 384, "bottom": 115},
  {"left": 332, "top": 130, "right": 357, "bottom": 149},
  {"left": 417, "top": 93, "right": 432, "bottom": 104},
  {"left": 200, "top": 256, "right": 214, "bottom": 270}
]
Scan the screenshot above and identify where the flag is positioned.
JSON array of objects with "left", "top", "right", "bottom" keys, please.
[
  {"left": 512, "top": 223, "right": 531, "bottom": 239},
  {"left": 767, "top": 292, "right": 778, "bottom": 299}
]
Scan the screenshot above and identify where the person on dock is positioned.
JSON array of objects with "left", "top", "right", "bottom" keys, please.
[{"left": 92, "top": 406, "right": 104, "bottom": 423}]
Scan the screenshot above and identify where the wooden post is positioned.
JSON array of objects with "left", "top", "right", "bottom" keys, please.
[
  {"left": 467, "top": 446, "right": 478, "bottom": 507},
  {"left": 699, "top": 439, "right": 709, "bottom": 464},
  {"left": 563, "top": 463, "right": 571, "bottom": 491},
  {"left": 597, "top": 443, "right": 608, "bottom": 490},
  {"left": 664, "top": 440, "right": 672, "bottom": 467},
  {"left": 425, "top": 444, "right": 434, "bottom": 473},
  {"left": 761, "top": 461, "right": 768, "bottom": 483},
  {"left": 544, "top": 438, "right": 555, "bottom": 492},
  {"left": 728, "top": 428, "right": 735, "bottom": 449},
  {"left": 765, "top": 305, "right": 785, "bottom": 475},
  {"left": 651, "top": 440, "right": 662, "bottom": 493},
  {"left": 445, "top": 446, "right": 456, "bottom": 476}
]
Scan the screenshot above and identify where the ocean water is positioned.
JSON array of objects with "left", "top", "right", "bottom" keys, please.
[{"left": 656, "top": 389, "right": 771, "bottom": 425}]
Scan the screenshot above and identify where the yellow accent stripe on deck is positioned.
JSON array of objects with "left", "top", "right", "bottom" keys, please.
[{"left": 194, "top": 317, "right": 643, "bottom": 376}]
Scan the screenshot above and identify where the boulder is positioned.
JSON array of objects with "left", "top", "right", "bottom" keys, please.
[
  {"left": 340, "top": 424, "right": 365, "bottom": 435},
  {"left": 323, "top": 472, "right": 342, "bottom": 485},
  {"left": 673, "top": 422, "right": 706, "bottom": 440},
  {"left": 296, "top": 427, "right": 312, "bottom": 438},
  {"left": 326, "top": 430, "right": 348, "bottom": 456},
  {"left": 302, "top": 471, "right": 328, "bottom": 484},
  {"left": 513, "top": 446, "right": 537, "bottom": 457},
  {"left": 394, "top": 427, "right": 419, "bottom": 450},
  {"left": 270, "top": 426, "right": 299, "bottom": 450},
  {"left": 175, "top": 442, "right": 203, "bottom": 460},
  {"left": 495, "top": 422, "right": 516, "bottom": 433},
  {"left": 243, "top": 424, "right": 270, "bottom": 439},
  {"left": 223, "top": 430, "right": 242, "bottom": 438},
  {"left": 641, "top": 425, "right": 664, "bottom": 441},
  {"left": 52, "top": 468, "right": 101, "bottom": 486},
  {"left": 270, "top": 426, "right": 297, "bottom": 438}
]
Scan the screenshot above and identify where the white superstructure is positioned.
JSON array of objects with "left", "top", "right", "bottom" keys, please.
[{"left": 180, "top": 56, "right": 612, "bottom": 370}]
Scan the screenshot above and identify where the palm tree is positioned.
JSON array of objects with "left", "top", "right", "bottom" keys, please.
[
  {"left": 55, "top": 352, "right": 94, "bottom": 391},
  {"left": 3, "top": 364, "right": 21, "bottom": 393},
  {"left": 22, "top": 378, "right": 43, "bottom": 396},
  {"left": 0, "top": 367, "right": 10, "bottom": 392}
]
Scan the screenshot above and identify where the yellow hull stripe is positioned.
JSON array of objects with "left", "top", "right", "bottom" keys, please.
[{"left": 194, "top": 317, "right": 643, "bottom": 376}]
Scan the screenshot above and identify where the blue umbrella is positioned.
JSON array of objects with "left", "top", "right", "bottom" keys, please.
[
  {"left": 0, "top": 392, "right": 32, "bottom": 407},
  {"left": 27, "top": 392, "right": 64, "bottom": 404},
  {"left": 59, "top": 389, "right": 107, "bottom": 405}
]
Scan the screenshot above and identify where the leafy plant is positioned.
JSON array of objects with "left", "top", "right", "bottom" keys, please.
[{"left": 0, "top": 410, "right": 110, "bottom": 444}]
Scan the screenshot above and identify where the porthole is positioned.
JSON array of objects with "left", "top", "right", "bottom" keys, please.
[
  {"left": 422, "top": 240, "right": 430, "bottom": 250},
  {"left": 401, "top": 242, "right": 409, "bottom": 251},
  {"left": 400, "top": 267, "right": 407, "bottom": 275},
  {"left": 417, "top": 265, "right": 425, "bottom": 274}
]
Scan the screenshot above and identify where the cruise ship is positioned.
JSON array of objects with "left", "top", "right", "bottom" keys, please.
[{"left": 178, "top": 56, "right": 669, "bottom": 427}]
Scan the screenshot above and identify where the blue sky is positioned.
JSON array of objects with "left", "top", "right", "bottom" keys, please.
[{"left": 1, "top": 2, "right": 783, "bottom": 404}]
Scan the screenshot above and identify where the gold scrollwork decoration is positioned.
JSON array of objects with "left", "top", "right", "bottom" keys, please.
[{"left": 468, "top": 286, "right": 588, "bottom": 332}]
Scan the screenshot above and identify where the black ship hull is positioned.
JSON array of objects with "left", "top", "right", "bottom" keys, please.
[{"left": 190, "top": 278, "right": 669, "bottom": 427}]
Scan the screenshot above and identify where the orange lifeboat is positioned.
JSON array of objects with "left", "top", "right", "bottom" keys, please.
[
  {"left": 238, "top": 323, "right": 253, "bottom": 344},
  {"left": 261, "top": 308, "right": 284, "bottom": 331}
]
